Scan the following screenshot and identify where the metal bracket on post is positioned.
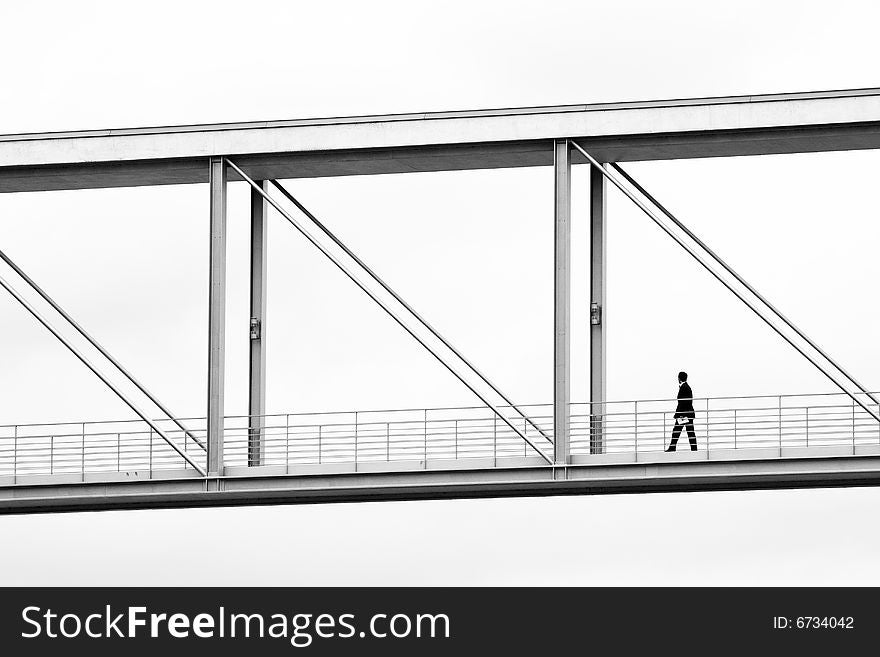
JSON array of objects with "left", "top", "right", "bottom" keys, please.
[
  {"left": 590, "top": 161, "right": 607, "bottom": 455},
  {"left": 248, "top": 179, "right": 268, "bottom": 468}
]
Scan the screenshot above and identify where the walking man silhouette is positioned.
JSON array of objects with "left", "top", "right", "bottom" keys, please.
[{"left": 666, "top": 371, "right": 697, "bottom": 452}]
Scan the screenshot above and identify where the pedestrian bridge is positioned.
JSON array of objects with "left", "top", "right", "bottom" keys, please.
[
  {"left": 2, "top": 390, "right": 879, "bottom": 514},
  {"left": 2, "top": 87, "right": 880, "bottom": 513}
]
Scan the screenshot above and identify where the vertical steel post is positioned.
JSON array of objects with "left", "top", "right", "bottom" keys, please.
[
  {"left": 778, "top": 395, "right": 783, "bottom": 455},
  {"left": 553, "top": 139, "right": 572, "bottom": 466},
  {"left": 852, "top": 399, "right": 856, "bottom": 453},
  {"left": 207, "top": 156, "right": 227, "bottom": 476},
  {"left": 705, "top": 398, "right": 710, "bottom": 451},
  {"left": 248, "top": 180, "right": 268, "bottom": 467},
  {"left": 493, "top": 414, "right": 497, "bottom": 466},
  {"left": 634, "top": 401, "right": 639, "bottom": 455},
  {"left": 589, "top": 163, "right": 606, "bottom": 454},
  {"left": 734, "top": 409, "right": 737, "bottom": 449},
  {"left": 663, "top": 412, "right": 667, "bottom": 450},
  {"left": 806, "top": 407, "right": 810, "bottom": 447}
]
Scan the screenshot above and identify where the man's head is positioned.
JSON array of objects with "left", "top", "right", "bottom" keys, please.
[{"left": 678, "top": 371, "right": 688, "bottom": 384}]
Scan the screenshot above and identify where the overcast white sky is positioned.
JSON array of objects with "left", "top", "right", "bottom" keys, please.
[{"left": 0, "top": 0, "right": 879, "bottom": 585}]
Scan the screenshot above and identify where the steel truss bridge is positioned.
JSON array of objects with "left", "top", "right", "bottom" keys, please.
[{"left": 1, "top": 88, "right": 879, "bottom": 513}]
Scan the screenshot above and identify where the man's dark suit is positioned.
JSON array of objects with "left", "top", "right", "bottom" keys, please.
[{"left": 668, "top": 381, "right": 697, "bottom": 451}]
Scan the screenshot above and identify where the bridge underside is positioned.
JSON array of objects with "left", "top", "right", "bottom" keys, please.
[{"left": 3, "top": 450, "right": 880, "bottom": 514}]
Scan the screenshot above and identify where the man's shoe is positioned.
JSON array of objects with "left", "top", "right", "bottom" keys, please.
[{"left": 665, "top": 446, "right": 676, "bottom": 453}]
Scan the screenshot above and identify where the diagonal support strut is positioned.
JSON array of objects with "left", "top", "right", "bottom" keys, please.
[
  {"left": 0, "top": 272, "right": 206, "bottom": 475},
  {"left": 609, "top": 161, "right": 880, "bottom": 409},
  {"left": 267, "top": 178, "right": 553, "bottom": 447},
  {"left": 0, "top": 247, "right": 205, "bottom": 451},
  {"left": 225, "top": 158, "right": 552, "bottom": 464},
  {"left": 570, "top": 140, "right": 880, "bottom": 425}
]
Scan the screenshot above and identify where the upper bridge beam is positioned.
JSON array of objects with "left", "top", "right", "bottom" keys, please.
[{"left": 3, "top": 88, "right": 880, "bottom": 192}]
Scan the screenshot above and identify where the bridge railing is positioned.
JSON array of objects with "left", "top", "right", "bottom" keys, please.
[
  {"left": 0, "top": 391, "right": 879, "bottom": 479},
  {"left": 222, "top": 404, "right": 554, "bottom": 468},
  {"left": 0, "top": 418, "right": 207, "bottom": 478},
  {"left": 573, "top": 391, "right": 880, "bottom": 455}
]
